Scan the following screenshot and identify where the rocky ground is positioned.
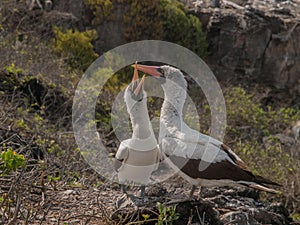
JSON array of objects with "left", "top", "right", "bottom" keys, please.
[
  {"left": 1, "top": 118, "right": 296, "bottom": 224},
  {"left": 5, "top": 176, "right": 297, "bottom": 224}
]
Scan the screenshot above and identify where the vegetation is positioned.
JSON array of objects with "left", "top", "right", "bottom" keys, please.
[
  {"left": 0, "top": 148, "right": 26, "bottom": 173},
  {"left": 157, "top": 202, "right": 180, "bottom": 224},
  {"left": 85, "top": 0, "right": 114, "bottom": 25},
  {"left": 52, "top": 26, "right": 99, "bottom": 71},
  {"left": 89, "top": 0, "right": 208, "bottom": 57},
  {"left": 194, "top": 86, "right": 300, "bottom": 203},
  {"left": 122, "top": 0, "right": 165, "bottom": 41},
  {"left": 162, "top": 0, "right": 207, "bottom": 57}
]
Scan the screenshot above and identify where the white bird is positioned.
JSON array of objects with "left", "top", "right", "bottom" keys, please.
[
  {"left": 115, "top": 64, "right": 160, "bottom": 197},
  {"left": 136, "top": 64, "right": 280, "bottom": 197}
]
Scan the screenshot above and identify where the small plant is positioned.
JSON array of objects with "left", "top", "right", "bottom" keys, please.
[
  {"left": 0, "top": 147, "right": 26, "bottom": 173},
  {"left": 291, "top": 213, "right": 300, "bottom": 222},
  {"left": 4, "top": 63, "right": 23, "bottom": 75},
  {"left": 52, "top": 26, "right": 98, "bottom": 70},
  {"left": 15, "top": 118, "right": 30, "bottom": 131},
  {"left": 47, "top": 174, "right": 61, "bottom": 190},
  {"left": 157, "top": 202, "right": 180, "bottom": 225},
  {"left": 142, "top": 213, "right": 150, "bottom": 221}
]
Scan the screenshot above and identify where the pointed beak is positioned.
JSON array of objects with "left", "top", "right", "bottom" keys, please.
[
  {"left": 134, "top": 74, "right": 145, "bottom": 96},
  {"left": 132, "top": 64, "right": 163, "bottom": 78},
  {"left": 132, "top": 61, "right": 139, "bottom": 83}
]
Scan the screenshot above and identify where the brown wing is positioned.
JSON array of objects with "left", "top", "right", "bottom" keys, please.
[
  {"left": 167, "top": 152, "right": 280, "bottom": 187},
  {"left": 167, "top": 154, "right": 257, "bottom": 182},
  {"left": 220, "top": 143, "right": 251, "bottom": 172},
  {"left": 219, "top": 143, "right": 280, "bottom": 186}
]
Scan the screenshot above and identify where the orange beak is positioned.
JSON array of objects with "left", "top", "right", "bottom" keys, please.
[
  {"left": 134, "top": 74, "right": 145, "bottom": 96},
  {"left": 132, "top": 64, "right": 163, "bottom": 78},
  {"left": 132, "top": 61, "right": 139, "bottom": 83}
]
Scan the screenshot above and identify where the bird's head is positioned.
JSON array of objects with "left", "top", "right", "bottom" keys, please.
[
  {"left": 134, "top": 64, "right": 187, "bottom": 98},
  {"left": 124, "top": 63, "right": 147, "bottom": 112}
]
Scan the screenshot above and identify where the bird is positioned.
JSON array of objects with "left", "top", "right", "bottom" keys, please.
[
  {"left": 115, "top": 63, "right": 160, "bottom": 198},
  {"left": 135, "top": 64, "right": 280, "bottom": 197}
]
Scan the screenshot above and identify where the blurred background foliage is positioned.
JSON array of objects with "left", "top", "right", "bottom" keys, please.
[
  {"left": 85, "top": 0, "right": 114, "bottom": 25},
  {"left": 122, "top": 0, "right": 207, "bottom": 56},
  {"left": 52, "top": 27, "right": 99, "bottom": 71}
]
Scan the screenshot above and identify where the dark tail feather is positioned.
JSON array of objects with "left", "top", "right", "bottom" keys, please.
[
  {"left": 238, "top": 181, "right": 280, "bottom": 194},
  {"left": 254, "top": 175, "right": 281, "bottom": 186},
  {"left": 248, "top": 183, "right": 280, "bottom": 194}
]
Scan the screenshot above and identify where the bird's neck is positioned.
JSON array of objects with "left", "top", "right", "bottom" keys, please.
[
  {"left": 129, "top": 102, "right": 153, "bottom": 140},
  {"left": 161, "top": 92, "right": 185, "bottom": 127}
]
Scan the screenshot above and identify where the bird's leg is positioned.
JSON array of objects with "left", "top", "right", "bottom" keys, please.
[
  {"left": 140, "top": 185, "right": 145, "bottom": 198},
  {"left": 121, "top": 184, "right": 127, "bottom": 194},
  {"left": 189, "top": 185, "right": 197, "bottom": 198}
]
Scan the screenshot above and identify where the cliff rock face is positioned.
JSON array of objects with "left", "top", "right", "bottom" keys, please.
[
  {"left": 193, "top": 2, "right": 300, "bottom": 104},
  {"left": 47, "top": 0, "right": 300, "bottom": 104}
]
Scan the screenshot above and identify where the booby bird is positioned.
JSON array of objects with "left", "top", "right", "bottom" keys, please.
[
  {"left": 135, "top": 64, "right": 280, "bottom": 196},
  {"left": 115, "top": 64, "right": 160, "bottom": 197}
]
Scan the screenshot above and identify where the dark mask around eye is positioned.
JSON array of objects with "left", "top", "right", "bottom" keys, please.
[
  {"left": 131, "top": 81, "right": 138, "bottom": 92},
  {"left": 130, "top": 82, "right": 143, "bottom": 102},
  {"left": 131, "top": 90, "right": 143, "bottom": 102},
  {"left": 157, "top": 68, "right": 165, "bottom": 77}
]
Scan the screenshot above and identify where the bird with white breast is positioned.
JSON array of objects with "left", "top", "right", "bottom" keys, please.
[
  {"left": 135, "top": 63, "right": 280, "bottom": 197},
  {"left": 115, "top": 63, "right": 160, "bottom": 198}
]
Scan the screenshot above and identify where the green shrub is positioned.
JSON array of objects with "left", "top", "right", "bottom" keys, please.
[
  {"left": 162, "top": 1, "right": 188, "bottom": 44},
  {"left": 122, "top": 0, "right": 207, "bottom": 57},
  {"left": 0, "top": 148, "right": 26, "bottom": 173},
  {"left": 123, "top": 0, "right": 164, "bottom": 41},
  {"left": 85, "top": 0, "right": 114, "bottom": 25},
  {"left": 4, "top": 63, "right": 23, "bottom": 75},
  {"left": 185, "top": 14, "right": 207, "bottom": 57},
  {"left": 225, "top": 87, "right": 299, "bottom": 136},
  {"left": 162, "top": 0, "right": 207, "bottom": 57},
  {"left": 52, "top": 27, "right": 98, "bottom": 70}
]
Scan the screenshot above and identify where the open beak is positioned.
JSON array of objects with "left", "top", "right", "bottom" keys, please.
[
  {"left": 134, "top": 74, "right": 145, "bottom": 96},
  {"left": 132, "top": 61, "right": 139, "bottom": 83},
  {"left": 132, "top": 64, "right": 163, "bottom": 78}
]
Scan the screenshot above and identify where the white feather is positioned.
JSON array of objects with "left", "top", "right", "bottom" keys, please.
[{"left": 116, "top": 84, "right": 160, "bottom": 185}]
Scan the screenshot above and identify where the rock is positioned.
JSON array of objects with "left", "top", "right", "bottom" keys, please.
[
  {"left": 263, "top": 133, "right": 300, "bottom": 158},
  {"left": 62, "top": 190, "right": 79, "bottom": 195},
  {"left": 192, "top": 3, "right": 300, "bottom": 104},
  {"left": 39, "top": 0, "right": 300, "bottom": 105},
  {"left": 111, "top": 187, "right": 295, "bottom": 224},
  {"left": 173, "top": 200, "right": 221, "bottom": 225},
  {"left": 146, "top": 185, "right": 167, "bottom": 197},
  {"left": 221, "top": 211, "right": 260, "bottom": 225},
  {"left": 292, "top": 121, "right": 300, "bottom": 141},
  {"left": 227, "top": 0, "right": 249, "bottom": 7},
  {"left": 251, "top": 208, "right": 286, "bottom": 224},
  {"left": 262, "top": 24, "right": 300, "bottom": 93}
]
